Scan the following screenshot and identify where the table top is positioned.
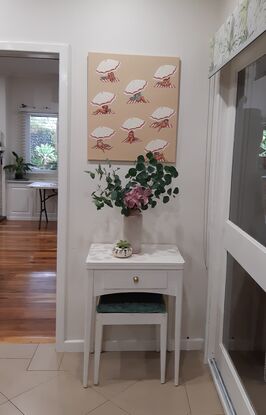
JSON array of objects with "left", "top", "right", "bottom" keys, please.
[
  {"left": 86, "top": 243, "right": 185, "bottom": 270},
  {"left": 27, "top": 181, "right": 58, "bottom": 189}
]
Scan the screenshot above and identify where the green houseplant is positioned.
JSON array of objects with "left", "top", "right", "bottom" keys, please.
[
  {"left": 86, "top": 152, "right": 179, "bottom": 216},
  {"left": 86, "top": 152, "right": 179, "bottom": 253},
  {"left": 4, "top": 151, "right": 34, "bottom": 180}
]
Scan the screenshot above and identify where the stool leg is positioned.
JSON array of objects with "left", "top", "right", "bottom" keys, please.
[
  {"left": 94, "top": 317, "right": 103, "bottom": 385},
  {"left": 160, "top": 314, "right": 167, "bottom": 384},
  {"left": 155, "top": 325, "right": 160, "bottom": 352}
]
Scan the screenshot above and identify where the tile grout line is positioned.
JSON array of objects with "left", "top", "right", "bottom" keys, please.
[
  {"left": 85, "top": 400, "right": 108, "bottom": 415},
  {"left": 8, "top": 370, "right": 59, "bottom": 402},
  {"left": 184, "top": 382, "right": 192, "bottom": 415},
  {"left": 6, "top": 400, "right": 25, "bottom": 415},
  {"left": 26, "top": 343, "right": 39, "bottom": 371}
]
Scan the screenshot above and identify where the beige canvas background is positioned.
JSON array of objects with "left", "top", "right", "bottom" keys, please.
[{"left": 87, "top": 52, "right": 180, "bottom": 162}]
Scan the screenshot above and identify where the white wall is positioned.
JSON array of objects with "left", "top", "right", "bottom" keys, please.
[
  {"left": 0, "top": 0, "right": 226, "bottom": 349},
  {"left": 217, "top": 0, "right": 239, "bottom": 25}
]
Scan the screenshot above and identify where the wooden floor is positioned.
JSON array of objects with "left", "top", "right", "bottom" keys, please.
[{"left": 0, "top": 220, "right": 57, "bottom": 343}]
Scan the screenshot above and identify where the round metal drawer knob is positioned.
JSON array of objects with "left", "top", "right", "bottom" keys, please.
[{"left": 133, "top": 276, "right": 139, "bottom": 283}]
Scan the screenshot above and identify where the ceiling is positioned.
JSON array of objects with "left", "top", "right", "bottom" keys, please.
[{"left": 0, "top": 54, "right": 59, "bottom": 77}]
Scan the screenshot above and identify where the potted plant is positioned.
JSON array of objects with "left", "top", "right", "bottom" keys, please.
[
  {"left": 113, "top": 240, "right": 133, "bottom": 258},
  {"left": 4, "top": 151, "right": 34, "bottom": 180},
  {"left": 86, "top": 152, "right": 179, "bottom": 253}
]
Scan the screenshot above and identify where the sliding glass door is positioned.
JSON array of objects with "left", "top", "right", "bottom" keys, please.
[{"left": 208, "top": 33, "right": 266, "bottom": 415}]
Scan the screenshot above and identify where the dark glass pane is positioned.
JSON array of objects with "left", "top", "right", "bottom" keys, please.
[
  {"left": 223, "top": 254, "right": 266, "bottom": 414},
  {"left": 229, "top": 54, "right": 266, "bottom": 247}
]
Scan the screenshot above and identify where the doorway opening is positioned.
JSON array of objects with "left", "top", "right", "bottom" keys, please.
[{"left": 0, "top": 46, "right": 67, "bottom": 345}]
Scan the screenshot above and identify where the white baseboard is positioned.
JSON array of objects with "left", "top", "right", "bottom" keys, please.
[
  {"left": 60, "top": 338, "right": 204, "bottom": 353},
  {"left": 6, "top": 215, "right": 57, "bottom": 221}
]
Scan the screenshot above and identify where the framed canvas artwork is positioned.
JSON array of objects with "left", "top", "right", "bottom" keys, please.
[{"left": 87, "top": 52, "right": 180, "bottom": 162}]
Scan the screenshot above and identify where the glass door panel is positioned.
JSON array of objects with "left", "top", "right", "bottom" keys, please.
[
  {"left": 223, "top": 253, "right": 266, "bottom": 415},
  {"left": 230, "top": 54, "right": 266, "bottom": 247},
  {"left": 209, "top": 34, "right": 266, "bottom": 415}
]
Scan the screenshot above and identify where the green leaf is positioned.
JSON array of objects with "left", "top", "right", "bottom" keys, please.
[
  {"left": 111, "top": 191, "right": 117, "bottom": 200},
  {"left": 128, "top": 168, "right": 137, "bottom": 177},
  {"left": 146, "top": 152, "right": 153, "bottom": 160},
  {"left": 150, "top": 158, "right": 158, "bottom": 166},
  {"left": 168, "top": 166, "right": 178, "bottom": 178},
  {"left": 151, "top": 200, "right": 157, "bottom": 208},
  {"left": 137, "top": 155, "right": 145, "bottom": 163},
  {"left": 163, "top": 196, "right": 170, "bottom": 204},
  {"left": 104, "top": 199, "right": 113, "bottom": 208},
  {"left": 136, "top": 162, "right": 145, "bottom": 171},
  {"left": 173, "top": 187, "right": 179, "bottom": 194},
  {"left": 167, "top": 188, "right": 172, "bottom": 196},
  {"left": 164, "top": 174, "right": 172, "bottom": 185},
  {"left": 147, "top": 165, "right": 155, "bottom": 173}
]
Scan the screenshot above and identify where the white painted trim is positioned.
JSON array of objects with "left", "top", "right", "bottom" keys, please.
[
  {"left": 209, "top": 359, "right": 235, "bottom": 415},
  {"left": 205, "top": 34, "right": 266, "bottom": 413},
  {"left": 61, "top": 337, "right": 204, "bottom": 353},
  {"left": 217, "top": 345, "right": 256, "bottom": 415},
  {"left": 0, "top": 41, "right": 70, "bottom": 352}
]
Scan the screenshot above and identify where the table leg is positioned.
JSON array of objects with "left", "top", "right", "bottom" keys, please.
[
  {"left": 38, "top": 189, "right": 43, "bottom": 230},
  {"left": 83, "top": 273, "right": 94, "bottom": 388},
  {"left": 174, "top": 278, "right": 183, "bottom": 386}
]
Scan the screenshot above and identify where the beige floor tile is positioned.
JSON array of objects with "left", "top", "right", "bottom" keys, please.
[
  {"left": 28, "top": 343, "right": 63, "bottom": 371},
  {"left": 180, "top": 351, "right": 224, "bottom": 414},
  {"left": 0, "top": 402, "right": 23, "bottom": 415},
  {"left": 61, "top": 351, "right": 137, "bottom": 399},
  {"left": 0, "top": 358, "right": 58, "bottom": 399},
  {"left": 185, "top": 369, "right": 224, "bottom": 415},
  {"left": 0, "top": 344, "right": 37, "bottom": 359},
  {"left": 0, "top": 393, "right": 7, "bottom": 406},
  {"left": 112, "top": 379, "right": 190, "bottom": 415},
  {"left": 87, "top": 401, "right": 129, "bottom": 415},
  {"left": 12, "top": 371, "right": 106, "bottom": 415},
  {"left": 180, "top": 351, "right": 210, "bottom": 383}
]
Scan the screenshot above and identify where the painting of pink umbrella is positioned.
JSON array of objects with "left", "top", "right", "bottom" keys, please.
[
  {"left": 154, "top": 64, "right": 177, "bottom": 88},
  {"left": 124, "top": 80, "right": 149, "bottom": 103},
  {"left": 150, "top": 107, "right": 175, "bottom": 131},
  {"left": 121, "top": 117, "right": 145, "bottom": 143},
  {"left": 91, "top": 92, "right": 116, "bottom": 115},
  {"left": 91, "top": 127, "right": 115, "bottom": 152},
  {"left": 145, "top": 139, "right": 169, "bottom": 162},
  {"left": 96, "top": 59, "right": 120, "bottom": 82}
]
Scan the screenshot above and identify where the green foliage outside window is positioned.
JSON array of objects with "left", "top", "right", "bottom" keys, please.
[
  {"left": 30, "top": 115, "right": 58, "bottom": 169},
  {"left": 259, "top": 130, "right": 266, "bottom": 157}
]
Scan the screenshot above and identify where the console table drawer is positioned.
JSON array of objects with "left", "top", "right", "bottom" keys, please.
[{"left": 96, "top": 270, "right": 168, "bottom": 290}]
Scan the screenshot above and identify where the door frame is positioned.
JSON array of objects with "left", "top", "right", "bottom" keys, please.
[
  {"left": 205, "top": 33, "right": 266, "bottom": 414},
  {"left": 0, "top": 41, "right": 70, "bottom": 350}
]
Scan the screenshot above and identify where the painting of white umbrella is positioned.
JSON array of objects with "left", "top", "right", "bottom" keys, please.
[
  {"left": 90, "top": 127, "right": 115, "bottom": 152},
  {"left": 150, "top": 107, "right": 175, "bottom": 132},
  {"left": 145, "top": 139, "right": 169, "bottom": 162},
  {"left": 154, "top": 64, "right": 177, "bottom": 88},
  {"left": 124, "top": 80, "right": 149, "bottom": 103},
  {"left": 91, "top": 92, "right": 116, "bottom": 115},
  {"left": 121, "top": 117, "right": 145, "bottom": 143},
  {"left": 96, "top": 59, "right": 120, "bottom": 82}
]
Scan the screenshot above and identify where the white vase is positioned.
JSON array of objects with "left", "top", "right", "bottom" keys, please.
[{"left": 123, "top": 210, "right": 143, "bottom": 253}]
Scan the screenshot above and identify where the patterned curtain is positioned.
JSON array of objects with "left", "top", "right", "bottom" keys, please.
[{"left": 209, "top": 0, "right": 266, "bottom": 77}]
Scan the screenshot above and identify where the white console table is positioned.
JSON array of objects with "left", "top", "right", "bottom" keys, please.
[{"left": 83, "top": 243, "right": 185, "bottom": 387}]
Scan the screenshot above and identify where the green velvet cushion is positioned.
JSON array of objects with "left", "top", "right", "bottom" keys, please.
[{"left": 97, "top": 293, "right": 166, "bottom": 313}]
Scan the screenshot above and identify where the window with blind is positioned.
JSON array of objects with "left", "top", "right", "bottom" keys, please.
[{"left": 22, "top": 113, "right": 58, "bottom": 171}]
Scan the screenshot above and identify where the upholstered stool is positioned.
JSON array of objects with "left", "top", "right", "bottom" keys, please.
[{"left": 94, "top": 292, "right": 167, "bottom": 385}]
